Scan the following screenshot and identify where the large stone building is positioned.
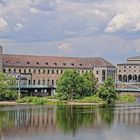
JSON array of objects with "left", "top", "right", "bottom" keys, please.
[
  {"left": 117, "top": 56, "right": 140, "bottom": 82},
  {"left": 0, "top": 46, "right": 116, "bottom": 88}
]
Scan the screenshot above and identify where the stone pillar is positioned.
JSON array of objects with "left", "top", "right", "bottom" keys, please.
[{"left": 0, "top": 46, "right": 3, "bottom": 72}]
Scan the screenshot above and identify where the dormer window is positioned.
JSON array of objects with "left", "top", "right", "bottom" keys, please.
[
  {"left": 63, "top": 63, "right": 66, "bottom": 66},
  {"left": 6, "top": 60, "right": 10, "bottom": 64},
  {"left": 71, "top": 63, "right": 74, "bottom": 66},
  {"left": 27, "top": 62, "right": 30, "bottom": 65},
  {"left": 54, "top": 62, "right": 57, "bottom": 65},
  {"left": 16, "top": 61, "right": 20, "bottom": 65},
  {"left": 36, "top": 62, "right": 39, "bottom": 65},
  {"left": 45, "top": 62, "right": 48, "bottom": 65},
  {"left": 79, "top": 64, "right": 82, "bottom": 66}
]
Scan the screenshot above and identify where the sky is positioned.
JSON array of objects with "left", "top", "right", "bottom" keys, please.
[{"left": 0, "top": 0, "right": 140, "bottom": 64}]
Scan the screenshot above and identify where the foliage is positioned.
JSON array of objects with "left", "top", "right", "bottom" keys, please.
[
  {"left": 57, "top": 69, "right": 97, "bottom": 101},
  {"left": 81, "top": 72, "right": 98, "bottom": 97},
  {"left": 97, "top": 76, "right": 117, "bottom": 104},
  {"left": 116, "top": 94, "right": 136, "bottom": 103},
  {"left": 16, "top": 96, "right": 48, "bottom": 105},
  {"left": 0, "top": 72, "right": 17, "bottom": 101},
  {"left": 78, "top": 95, "right": 105, "bottom": 104},
  {"left": 56, "top": 105, "right": 96, "bottom": 134}
]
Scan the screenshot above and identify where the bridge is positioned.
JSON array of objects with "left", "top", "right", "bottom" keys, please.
[{"left": 116, "top": 88, "right": 140, "bottom": 92}]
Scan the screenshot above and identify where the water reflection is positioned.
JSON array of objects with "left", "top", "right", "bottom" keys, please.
[{"left": 0, "top": 105, "right": 140, "bottom": 140}]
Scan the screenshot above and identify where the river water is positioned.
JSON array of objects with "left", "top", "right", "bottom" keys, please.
[{"left": 0, "top": 99, "right": 140, "bottom": 140}]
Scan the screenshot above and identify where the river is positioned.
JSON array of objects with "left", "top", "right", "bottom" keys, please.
[{"left": 0, "top": 98, "right": 140, "bottom": 140}]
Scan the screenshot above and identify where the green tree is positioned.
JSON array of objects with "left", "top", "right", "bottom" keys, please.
[
  {"left": 0, "top": 72, "right": 17, "bottom": 101},
  {"left": 82, "top": 71, "right": 98, "bottom": 97},
  {"left": 97, "top": 76, "right": 117, "bottom": 104},
  {"left": 57, "top": 70, "right": 98, "bottom": 100},
  {"left": 57, "top": 69, "right": 83, "bottom": 100}
]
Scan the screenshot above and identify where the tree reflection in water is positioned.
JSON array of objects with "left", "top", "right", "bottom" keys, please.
[{"left": 56, "top": 105, "right": 115, "bottom": 135}]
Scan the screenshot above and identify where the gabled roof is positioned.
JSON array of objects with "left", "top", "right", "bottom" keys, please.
[{"left": 3, "top": 54, "right": 115, "bottom": 68}]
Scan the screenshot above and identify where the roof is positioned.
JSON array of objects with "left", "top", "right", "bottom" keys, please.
[
  {"left": 127, "top": 56, "right": 140, "bottom": 61},
  {"left": 2, "top": 54, "right": 115, "bottom": 68}
]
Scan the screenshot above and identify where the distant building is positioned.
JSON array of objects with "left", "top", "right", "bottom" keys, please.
[
  {"left": 0, "top": 46, "right": 116, "bottom": 88},
  {"left": 117, "top": 56, "right": 140, "bottom": 82}
]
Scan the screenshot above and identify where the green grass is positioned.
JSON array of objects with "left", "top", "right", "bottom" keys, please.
[
  {"left": 16, "top": 97, "right": 48, "bottom": 105},
  {"left": 77, "top": 95, "right": 105, "bottom": 104},
  {"left": 116, "top": 94, "right": 136, "bottom": 103}
]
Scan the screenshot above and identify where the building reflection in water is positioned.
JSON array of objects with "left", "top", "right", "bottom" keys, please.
[{"left": 0, "top": 105, "right": 140, "bottom": 137}]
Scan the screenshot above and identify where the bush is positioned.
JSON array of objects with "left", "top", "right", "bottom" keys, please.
[
  {"left": 117, "top": 94, "right": 136, "bottom": 103},
  {"left": 78, "top": 95, "right": 105, "bottom": 104},
  {"left": 16, "top": 97, "right": 48, "bottom": 105}
]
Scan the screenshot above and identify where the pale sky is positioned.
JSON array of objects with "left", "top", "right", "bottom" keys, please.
[{"left": 0, "top": 0, "right": 140, "bottom": 64}]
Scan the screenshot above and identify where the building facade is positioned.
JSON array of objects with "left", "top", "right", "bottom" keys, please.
[
  {"left": 117, "top": 56, "right": 140, "bottom": 82},
  {"left": 0, "top": 46, "right": 116, "bottom": 88}
]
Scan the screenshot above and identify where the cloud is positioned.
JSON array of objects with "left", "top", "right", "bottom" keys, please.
[{"left": 0, "top": 17, "right": 7, "bottom": 31}]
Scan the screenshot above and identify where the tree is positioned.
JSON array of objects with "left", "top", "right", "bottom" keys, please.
[
  {"left": 57, "top": 69, "right": 82, "bottom": 100},
  {"left": 97, "top": 76, "right": 117, "bottom": 104},
  {"left": 81, "top": 71, "right": 98, "bottom": 97},
  {"left": 0, "top": 72, "right": 17, "bottom": 101},
  {"left": 57, "top": 70, "right": 98, "bottom": 100}
]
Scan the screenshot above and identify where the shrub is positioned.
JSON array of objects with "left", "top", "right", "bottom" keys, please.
[
  {"left": 16, "top": 97, "right": 48, "bottom": 105},
  {"left": 78, "top": 95, "right": 105, "bottom": 104},
  {"left": 117, "top": 94, "right": 136, "bottom": 103}
]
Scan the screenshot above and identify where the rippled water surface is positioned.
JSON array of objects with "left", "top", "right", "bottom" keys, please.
[{"left": 0, "top": 99, "right": 140, "bottom": 140}]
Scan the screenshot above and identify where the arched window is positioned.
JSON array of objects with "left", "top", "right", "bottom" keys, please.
[
  {"left": 118, "top": 75, "right": 122, "bottom": 81},
  {"left": 123, "top": 75, "right": 127, "bottom": 82},
  {"left": 102, "top": 70, "right": 106, "bottom": 82},
  {"left": 138, "top": 75, "right": 140, "bottom": 82},
  {"left": 128, "top": 74, "right": 132, "bottom": 82},
  {"left": 133, "top": 75, "right": 137, "bottom": 82},
  {"left": 33, "top": 80, "right": 35, "bottom": 85}
]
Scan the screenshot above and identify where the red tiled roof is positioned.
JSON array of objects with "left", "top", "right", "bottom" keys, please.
[{"left": 3, "top": 54, "right": 114, "bottom": 68}]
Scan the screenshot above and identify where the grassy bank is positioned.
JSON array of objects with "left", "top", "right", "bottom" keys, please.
[{"left": 3, "top": 94, "right": 136, "bottom": 106}]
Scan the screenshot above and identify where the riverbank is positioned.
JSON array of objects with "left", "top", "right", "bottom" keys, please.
[{"left": 0, "top": 101, "right": 18, "bottom": 106}]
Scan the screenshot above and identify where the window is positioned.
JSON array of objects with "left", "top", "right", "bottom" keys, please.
[
  {"left": 8, "top": 69, "right": 11, "bottom": 73},
  {"left": 124, "top": 66, "right": 126, "bottom": 68},
  {"left": 6, "top": 60, "right": 10, "bottom": 64},
  {"left": 19, "top": 69, "right": 21, "bottom": 73},
  {"left": 48, "top": 70, "right": 50, "bottom": 74},
  {"left": 52, "top": 80, "right": 54, "bottom": 85},
  {"left": 45, "top": 62, "right": 48, "bottom": 65},
  {"left": 3, "top": 69, "right": 6, "bottom": 73},
  {"left": 96, "top": 71, "right": 98, "bottom": 74},
  {"left": 79, "top": 64, "right": 82, "bottom": 66},
  {"left": 52, "top": 70, "right": 54, "bottom": 74},
  {"left": 14, "top": 69, "right": 16, "bottom": 73},
  {"left": 36, "top": 62, "right": 39, "bottom": 65},
  {"left": 33, "top": 80, "right": 36, "bottom": 85},
  {"left": 38, "top": 80, "right": 40, "bottom": 85},
  {"left": 129, "top": 66, "right": 131, "bottom": 68},
  {"left": 71, "top": 63, "right": 74, "bottom": 66},
  {"left": 43, "top": 69, "right": 45, "bottom": 74},
  {"left": 54, "top": 62, "right": 57, "bottom": 65},
  {"left": 16, "top": 61, "right": 20, "bottom": 65},
  {"left": 29, "top": 69, "right": 31, "bottom": 73},
  {"left": 34, "top": 69, "right": 36, "bottom": 74},
  {"left": 38, "top": 69, "right": 40, "bottom": 74},
  {"left": 24, "top": 69, "right": 26, "bottom": 73},
  {"left": 61, "top": 70, "right": 63, "bottom": 74},
  {"left": 28, "top": 80, "right": 31, "bottom": 85},
  {"left": 56, "top": 70, "right": 59, "bottom": 74},
  {"left": 63, "top": 63, "right": 66, "bottom": 66},
  {"left": 43, "top": 79, "right": 45, "bottom": 85},
  {"left": 27, "top": 62, "right": 30, "bottom": 65}
]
